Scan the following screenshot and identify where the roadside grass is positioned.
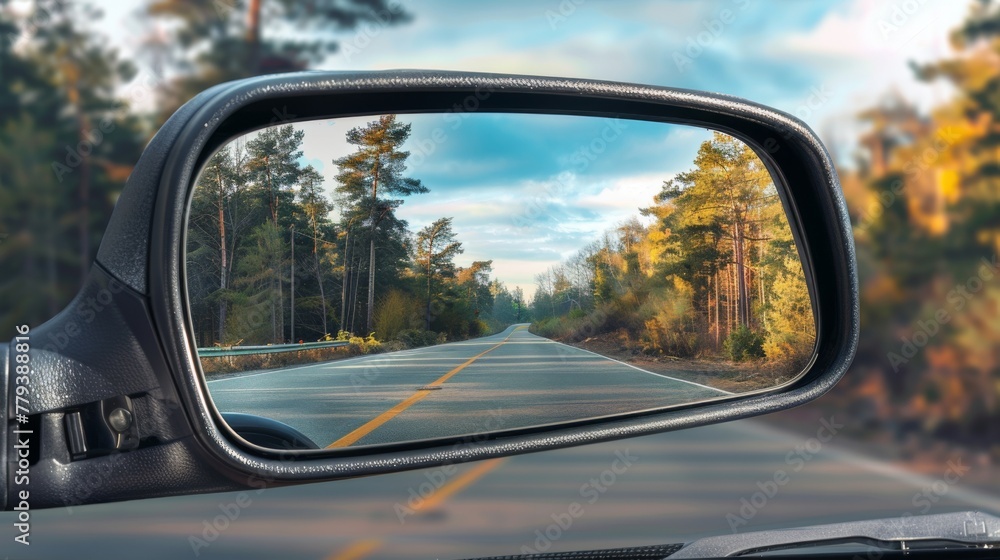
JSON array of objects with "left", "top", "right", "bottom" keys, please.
[{"left": 201, "top": 323, "right": 511, "bottom": 378}]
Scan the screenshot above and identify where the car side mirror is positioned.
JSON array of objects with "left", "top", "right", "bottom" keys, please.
[{"left": 5, "top": 71, "right": 858, "bottom": 509}]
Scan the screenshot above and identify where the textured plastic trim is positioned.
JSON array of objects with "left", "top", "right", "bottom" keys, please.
[
  {"left": 5, "top": 265, "right": 243, "bottom": 509},
  {"left": 1, "top": 342, "right": 7, "bottom": 511},
  {"left": 144, "top": 70, "right": 858, "bottom": 484},
  {"left": 670, "top": 510, "right": 1000, "bottom": 558}
]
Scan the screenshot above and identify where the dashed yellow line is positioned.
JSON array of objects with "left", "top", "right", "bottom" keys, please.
[
  {"left": 327, "top": 538, "right": 381, "bottom": 560},
  {"left": 324, "top": 458, "right": 507, "bottom": 560},
  {"left": 411, "top": 457, "right": 506, "bottom": 513},
  {"left": 326, "top": 326, "right": 526, "bottom": 449}
]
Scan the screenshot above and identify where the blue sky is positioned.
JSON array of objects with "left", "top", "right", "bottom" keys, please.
[
  {"left": 95, "top": 0, "right": 968, "bottom": 118},
  {"left": 292, "top": 114, "right": 712, "bottom": 294},
  {"left": 93, "top": 0, "right": 972, "bottom": 293}
]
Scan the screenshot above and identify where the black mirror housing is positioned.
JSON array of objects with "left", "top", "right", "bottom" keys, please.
[{"left": 6, "top": 71, "right": 858, "bottom": 509}]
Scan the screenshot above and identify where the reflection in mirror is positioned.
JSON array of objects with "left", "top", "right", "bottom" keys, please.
[{"left": 185, "top": 112, "right": 816, "bottom": 450}]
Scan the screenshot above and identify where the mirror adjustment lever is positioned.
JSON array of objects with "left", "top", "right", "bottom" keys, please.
[{"left": 63, "top": 395, "right": 140, "bottom": 460}]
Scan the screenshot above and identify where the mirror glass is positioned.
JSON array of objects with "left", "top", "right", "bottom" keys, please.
[{"left": 185, "top": 112, "right": 816, "bottom": 450}]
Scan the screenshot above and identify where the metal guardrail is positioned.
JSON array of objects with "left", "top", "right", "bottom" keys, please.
[{"left": 197, "top": 340, "right": 350, "bottom": 357}]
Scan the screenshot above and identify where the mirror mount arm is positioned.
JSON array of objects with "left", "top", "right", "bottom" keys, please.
[{"left": 5, "top": 264, "right": 250, "bottom": 510}]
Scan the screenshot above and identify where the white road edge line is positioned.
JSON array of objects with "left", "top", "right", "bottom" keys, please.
[{"left": 544, "top": 336, "right": 735, "bottom": 395}]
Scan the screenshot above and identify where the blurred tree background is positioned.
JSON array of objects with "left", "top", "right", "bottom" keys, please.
[
  {"left": 815, "top": 0, "right": 1000, "bottom": 460},
  {"left": 0, "top": 0, "right": 410, "bottom": 334}
]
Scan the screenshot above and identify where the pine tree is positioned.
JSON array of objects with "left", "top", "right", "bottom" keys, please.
[
  {"left": 144, "top": 0, "right": 412, "bottom": 120},
  {"left": 333, "top": 115, "right": 428, "bottom": 333},
  {"left": 414, "top": 218, "right": 464, "bottom": 330},
  {"left": 297, "top": 165, "right": 333, "bottom": 335},
  {"left": 0, "top": 2, "right": 142, "bottom": 333}
]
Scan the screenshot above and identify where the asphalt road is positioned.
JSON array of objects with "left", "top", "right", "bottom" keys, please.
[
  {"left": 13, "top": 418, "right": 1000, "bottom": 559},
  {"left": 206, "top": 324, "right": 730, "bottom": 448},
  {"left": 8, "top": 329, "right": 1000, "bottom": 559}
]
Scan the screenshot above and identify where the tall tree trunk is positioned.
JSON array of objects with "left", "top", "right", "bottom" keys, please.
[
  {"left": 733, "top": 224, "right": 749, "bottom": 328},
  {"left": 365, "top": 161, "right": 380, "bottom": 334},
  {"left": 350, "top": 245, "right": 362, "bottom": 334},
  {"left": 273, "top": 225, "right": 284, "bottom": 343},
  {"left": 756, "top": 264, "right": 765, "bottom": 330},
  {"left": 246, "top": 0, "right": 261, "bottom": 76},
  {"left": 425, "top": 236, "right": 434, "bottom": 331},
  {"left": 277, "top": 260, "right": 284, "bottom": 342},
  {"left": 713, "top": 272, "right": 720, "bottom": 348},
  {"left": 726, "top": 263, "right": 733, "bottom": 336},
  {"left": 290, "top": 226, "right": 295, "bottom": 343},
  {"left": 757, "top": 210, "right": 768, "bottom": 331},
  {"left": 270, "top": 275, "right": 277, "bottom": 343},
  {"left": 217, "top": 174, "right": 227, "bottom": 343},
  {"left": 266, "top": 160, "right": 276, "bottom": 226},
  {"left": 340, "top": 228, "right": 350, "bottom": 332},
  {"left": 366, "top": 233, "right": 375, "bottom": 334},
  {"left": 63, "top": 61, "right": 90, "bottom": 286},
  {"left": 313, "top": 222, "right": 327, "bottom": 336}
]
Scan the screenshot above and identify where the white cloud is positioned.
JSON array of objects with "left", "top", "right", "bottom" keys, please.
[
  {"left": 576, "top": 173, "right": 665, "bottom": 216},
  {"left": 772, "top": 0, "right": 966, "bottom": 115}
]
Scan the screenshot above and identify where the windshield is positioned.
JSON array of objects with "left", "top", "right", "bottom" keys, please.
[{"left": 3, "top": 1, "right": 999, "bottom": 558}]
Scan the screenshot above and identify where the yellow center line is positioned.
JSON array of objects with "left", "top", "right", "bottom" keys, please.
[
  {"left": 327, "top": 538, "right": 382, "bottom": 560},
  {"left": 324, "top": 457, "right": 508, "bottom": 560},
  {"left": 412, "top": 457, "right": 506, "bottom": 512},
  {"left": 326, "top": 326, "right": 526, "bottom": 449}
]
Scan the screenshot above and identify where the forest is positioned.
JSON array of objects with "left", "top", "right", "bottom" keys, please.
[
  {"left": 185, "top": 116, "right": 528, "bottom": 350},
  {"left": 530, "top": 133, "right": 815, "bottom": 378},
  {"left": 0, "top": 0, "right": 413, "bottom": 336}
]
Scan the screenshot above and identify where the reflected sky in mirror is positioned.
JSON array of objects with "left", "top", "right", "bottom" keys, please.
[{"left": 294, "top": 114, "right": 712, "bottom": 296}]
